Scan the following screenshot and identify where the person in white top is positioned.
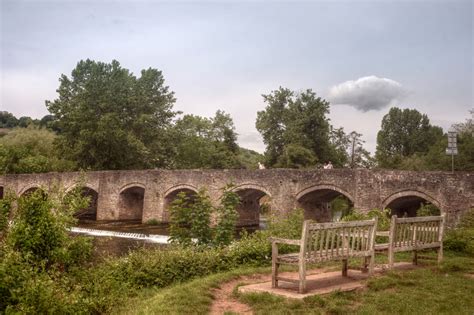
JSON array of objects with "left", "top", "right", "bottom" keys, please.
[
  {"left": 323, "top": 161, "right": 333, "bottom": 169},
  {"left": 258, "top": 162, "right": 266, "bottom": 169}
]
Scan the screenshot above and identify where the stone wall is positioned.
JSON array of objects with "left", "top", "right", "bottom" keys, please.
[{"left": 0, "top": 169, "right": 472, "bottom": 226}]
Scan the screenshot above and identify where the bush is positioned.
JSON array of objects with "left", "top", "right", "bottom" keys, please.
[
  {"left": 146, "top": 218, "right": 159, "bottom": 225},
  {"left": 0, "top": 193, "right": 13, "bottom": 238},
  {"left": 342, "top": 208, "right": 390, "bottom": 231},
  {"left": 0, "top": 184, "right": 94, "bottom": 313},
  {"left": 416, "top": 204, "right": 441, "bottom": 217},
  {"left": 214, "top": 185, "right": 240, "bottom": 246},
  {"left": 169, "top": 185, "right": 240, "bottom": 247},
  {"left": 444, "top": 208, "right": 474, "bottom": 255}
]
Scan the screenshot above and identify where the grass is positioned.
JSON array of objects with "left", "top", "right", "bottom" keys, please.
[
  {"left": 238, "top": 252, "right": 474, "bottom": 315},
  {"left": 115, "top": 251, "right": 474, "bottom": 315},
  {"left": 114, "top": 266, "right": 271, "bottom": 315}
]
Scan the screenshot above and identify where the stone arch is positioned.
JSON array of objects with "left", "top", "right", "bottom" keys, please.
[
  {"left": 118, "top": 185, "right": 146, "bottom": 221},
  {"left": 19, "top": 185, "right": 43, "bottom": 197},
  {"left": 163, "top": 184, "right": 199, "bottom": 222},
  {"left": 296, "top": 184, "right": 355, "bottom": 222},
  {"left": 66, "top": 186, "right": 99, "bottom": 221},
  {"left": 232, "top": 184, "right": 272, "bottom": 227},
  {"left": 119, "top": 182, "right": 146, "bottom": 194},
  {"left": 65, "top": 183, "right": 98, "bottom": 193},
  {"left": 382, "top": 189, "right": 442, "bottom": 217}
]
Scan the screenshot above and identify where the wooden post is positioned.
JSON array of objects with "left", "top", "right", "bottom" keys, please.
[{"left": 388, "top": 215, "right": 397, "bottom": 269}]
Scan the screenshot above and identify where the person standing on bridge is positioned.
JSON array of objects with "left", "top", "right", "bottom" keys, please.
[{"left": 323, "top": 161, "right": 333, "bottom": 169}]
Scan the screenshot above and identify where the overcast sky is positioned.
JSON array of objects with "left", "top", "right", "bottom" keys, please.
[{"left": 1, "top": 0, "right": 473, "bottom": 154}]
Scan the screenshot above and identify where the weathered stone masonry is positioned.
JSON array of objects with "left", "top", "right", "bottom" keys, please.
[{"left": 0, "top": 169, "right": 472, "bottom": 226}]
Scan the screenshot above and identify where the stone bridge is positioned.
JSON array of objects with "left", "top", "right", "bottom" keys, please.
[{"left": 0, "top": 169, "right": 472, "bottom": 226}]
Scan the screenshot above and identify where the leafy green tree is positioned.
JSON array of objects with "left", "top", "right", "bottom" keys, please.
[
  {"left": 348, "top": 131, "right": 374, "bottom": 168},
  {"left": 17, "top": 116, "right": 37, "bottom": 128},
  {"left": 189, "top": 189, "right": 213, "bottom": 246},
  {"left": 46, "top": 59, "right": 177, "bottom": 170},
  {"left": 168, "top": 192, "right": 194, "bottom": 246},
  {"left": 236, "top": 148, "right": 264, "bottom": 169},
  {"left": 5, "top": 185, "right": 91, "bottom": 267},
  {"left": 376, "top": 107, "right": 443, "bottom": 168},
  {"left": 256, "top": 87, "right": 344, "bottom": 168},
  {"left": 0, "top": 111, "right": 18, "bottom": 128},
  {"left": 0, "top": 127, "right": 76, "bottom": 174},
  {"left": 275, "top": 144, "right": 316, "bottom": 168},
  {"left": 214, "top": 185, "right": 240, "bottom": 246},
  {"left": 173, "top": 111, "right": 242, "bottom": 169}
]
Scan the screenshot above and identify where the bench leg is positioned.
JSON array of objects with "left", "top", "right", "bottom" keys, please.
[
  {"left": 388, "top": 249, "right": 394, "bottom": 269},
  {"left": 437, "top": 246, "right": 443, "bottom": 265},
  {"left": 361, "top": 256, "right": 369, "bottom": 273},
  {"left": 272, "top": 262, "right": 278, "bottom": 288},
  {"left": 272, "top": 243, "right": 278, "bottom": 289},
  {"left": 368, "top": 253, "right": 375, "bottom": 276},
  {"left": 412, "top": 250, "right": 418, "bottom": 265},
  {"left": 298, "top": 261, "right": 306, "bottom": 294},
  {"left": 342, "top": 259, "right": 348, "bottom": 277}
]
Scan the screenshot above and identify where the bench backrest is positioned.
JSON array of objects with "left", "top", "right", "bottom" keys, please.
[
  {"left": 300, "top": 219, "right": 378, "bottom": 259},
  {"left": 389, "top": 215, "right": 445, "bottom": 251}
]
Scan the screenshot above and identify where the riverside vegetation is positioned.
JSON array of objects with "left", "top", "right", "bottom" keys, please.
[{"left": 1, "top": 184, "right": 473, "bottom": 314}]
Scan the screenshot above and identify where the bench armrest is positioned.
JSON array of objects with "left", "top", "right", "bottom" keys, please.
[{"left": 270, "top": 237, "right": 301, "bottom": 246}]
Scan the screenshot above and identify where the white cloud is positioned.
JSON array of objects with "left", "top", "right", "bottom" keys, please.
[{"left": 328, "top": 76, "right": 407, "bottom": 112}]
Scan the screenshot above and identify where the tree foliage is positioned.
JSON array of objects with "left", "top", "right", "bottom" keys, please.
[
  {"left": 46, "top": 59, "right": 177, "bottom": 170},
  {"left": 0, "top": 127, "right": 76, "bottom": 174},
  {"left": 172, "top": 110, "right": 242, "bottom": 169},
  {"left": 214, "top": 185, "right": 241, "bottom": 246},
  {"left": 256, "top": 87, "right": 355, "bottom": 168},
  {"left": 168, "top": 185, "right": 240, "bottom": 247},
  {"left": 376, "top": 107, "right": 443, "bottom": 168}
]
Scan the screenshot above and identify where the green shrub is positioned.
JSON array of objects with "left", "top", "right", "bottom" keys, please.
[
  {"left": 145, "top": 218, "right": 159, "bottom": 225},
  {"left": 342, "top": 208, "right": 390, "bottom": 231},
  {"left": 266, "top": 208, "right": 305, "bottom": 239},
  {"left": 0, "top": 193, "right": 13, "bottom": 237},
  {"left": 214, "top": 185, "right": 240, "bottom": 246},
  {"left": 169, "top": 191, "right": 194, "bottom": 246},
  {"left": 416, "top": 204, "right": 441, "bottom": 217},
  {"left": 444, "top": 208, "right": 474, "bottom": 255},
  {"left": 169, "top": 185, "right": 240, "bottom": 247},
  {"left": 0, "top": 184, "right": 94, "bottom": 313}
]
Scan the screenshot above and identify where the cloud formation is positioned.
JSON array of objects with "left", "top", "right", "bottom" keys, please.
[{"left": 328, "top": 76, "right": 406, "bottom": 112}]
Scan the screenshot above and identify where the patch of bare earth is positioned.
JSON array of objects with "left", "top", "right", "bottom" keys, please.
[
  {"left": 464, "top": 273, "right": 474, "bottom": 279},
  {"left": 209, "top": 269, "right": 329, "bottom": 315}
]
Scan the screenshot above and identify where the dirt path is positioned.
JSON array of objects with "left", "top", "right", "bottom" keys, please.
[
  {"left": 209, "top": 269, "right": 329, "bottom": 315},
  {"left": 209, "top": 274, "right": 270, "bottom": 315}
]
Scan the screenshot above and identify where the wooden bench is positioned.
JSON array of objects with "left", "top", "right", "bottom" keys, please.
[
  {"left": 271, "top": 219, "right": 378, "bottom": 293},
  {"left": 375, "top": 215, "right": 445, "bottom": 268}
]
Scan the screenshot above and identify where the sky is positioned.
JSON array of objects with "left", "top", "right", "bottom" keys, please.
[{"left": 1, "top": 0, "right": 473, "bottom": 154}]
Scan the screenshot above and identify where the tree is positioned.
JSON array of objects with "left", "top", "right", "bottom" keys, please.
[
  {"left": 375, "top": 107, "right": 443, "bottom": 169},
  {"left": 0, "top": 111, "right": 18, "bottom": 128},
  {"left": 46, "top": 59, "right": 177, "bottom": 170},
  {"left": 256, "top": 87, "right": 337, "bottom": 168},
  {"left": 348, "top": 131, "right": 374, "bottom": 168},
  {"left": 172, "top": 111, "right": 242, "bottom": 169},
  {"left": 0, "top": 127, "right": 76, "bottom": 174}
]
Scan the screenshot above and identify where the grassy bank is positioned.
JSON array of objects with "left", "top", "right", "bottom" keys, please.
[{"left": 115, "top": 252, "right": 474, "bottom": 315}]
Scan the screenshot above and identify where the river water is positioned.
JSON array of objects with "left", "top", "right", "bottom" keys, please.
[{"left": 73, "top": 219, "right": 266, "bottom": 257}]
